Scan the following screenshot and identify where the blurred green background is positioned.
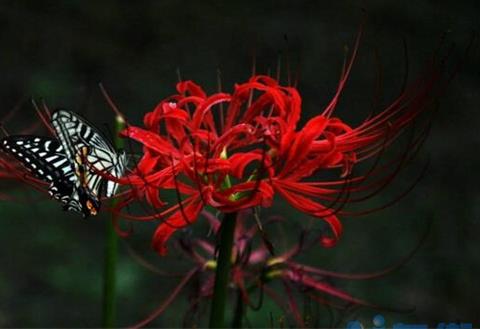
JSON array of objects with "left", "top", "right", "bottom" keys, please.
[{"left": 0, "top": 1, "right": 478, "bottom": 327}]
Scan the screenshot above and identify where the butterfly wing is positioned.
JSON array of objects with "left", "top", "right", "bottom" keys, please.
[
  {"left": 0, "top": 136, "right": 75, "bottom": 204},
  {"left": 51, "top": 109, "right": 125, "bottom": 199}
]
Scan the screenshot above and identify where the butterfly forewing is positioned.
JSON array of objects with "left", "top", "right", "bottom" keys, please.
[{"left": 51, "top": 109, "right": 125, "bottom": 199}]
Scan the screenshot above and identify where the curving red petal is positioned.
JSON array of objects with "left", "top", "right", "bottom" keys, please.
[{"left": 152, "top": 196, "right": 203, "bottom": 255}]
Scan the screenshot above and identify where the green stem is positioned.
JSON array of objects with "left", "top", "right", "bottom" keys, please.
[
  {"left": 232, "top": 289, "right": 244, "bottom": 328},
  {"left": 209, "top": 211, "right": 237, "bottom": 328},
  {"left": 102, "top": 115, "right": 125, "bottom": 328},
  {"left": 102, "top": 216, "right": 118, "bottom": 328}
]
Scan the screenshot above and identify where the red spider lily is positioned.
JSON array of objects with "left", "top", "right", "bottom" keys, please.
[
  {"left": 130, "top": 210, "right": 421, "bottom": 328},
  {"left": 116, "top": 32, "right": 448, "bottom": 255}
]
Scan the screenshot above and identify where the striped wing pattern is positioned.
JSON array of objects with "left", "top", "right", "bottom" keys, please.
[
  {"left": 51, "top": 109, "right": 125, "bottom": 200},
  {"left": 0, "top": 136, "right": 75, "bottom": 204},
  {"left": 0, "top": 109, "right": 126, "bottom": 217}
]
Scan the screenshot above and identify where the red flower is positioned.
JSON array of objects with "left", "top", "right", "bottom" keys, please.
[
  {"left": 117, "top": 33, "right": 447, "bottom": 255},
  {"left": 130, "top": 210, "right": 421, "bottom": 327}
]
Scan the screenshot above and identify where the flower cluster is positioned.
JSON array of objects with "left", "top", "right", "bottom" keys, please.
[
  {"left": 117, "top": 36, "right": 443, "bottom": 255},
  {"left": 131, "top": 210, "right": 417, "bottom": 327}
]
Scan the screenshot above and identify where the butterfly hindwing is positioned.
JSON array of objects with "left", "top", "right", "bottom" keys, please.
[{"left": 0, "top": 136, "right": 75, "bottom": 203}]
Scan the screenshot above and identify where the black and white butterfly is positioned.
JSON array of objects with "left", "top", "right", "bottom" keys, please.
[{"left": 0, "top": 109, "right": 127, "bottom": 217}]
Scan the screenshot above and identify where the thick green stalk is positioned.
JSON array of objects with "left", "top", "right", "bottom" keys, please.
[
  {"left": 102, "top": 213, "right": 118, "bottom": 327},
  {"left": 102, "top": 115, "right": 125, "bottom": 328},
  {"left": 232, "top": 289, "right": 244, "bottom": 328},
  {"left": 209, "top": 211, "right": 237, "bottom": 328}
]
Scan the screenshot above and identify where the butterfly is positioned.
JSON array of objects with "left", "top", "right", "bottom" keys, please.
[{"left": 0, "top": 109, "right": 127, "bottom": 217}]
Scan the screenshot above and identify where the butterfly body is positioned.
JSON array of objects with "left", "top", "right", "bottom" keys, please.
[{"left": 0, "top": 109, "right": 127, "bottom": 217}]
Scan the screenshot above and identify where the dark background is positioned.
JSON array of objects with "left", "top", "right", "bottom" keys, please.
[{"left": 0, "top": 1, "right": 478, "bottom": 327}]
